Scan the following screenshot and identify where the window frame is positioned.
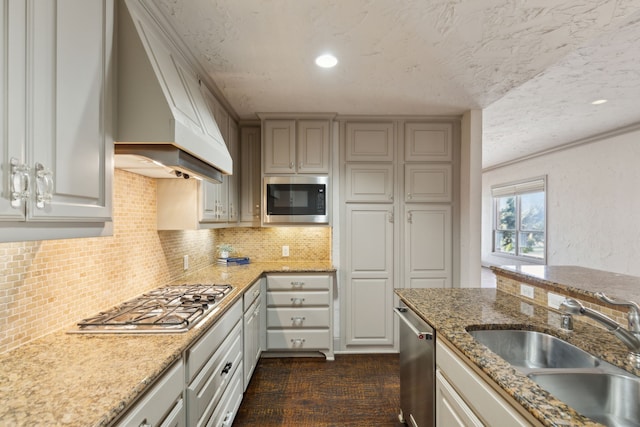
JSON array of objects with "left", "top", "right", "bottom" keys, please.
[{"left": 491, "top": 176, "right": 547, "bottom": 263}]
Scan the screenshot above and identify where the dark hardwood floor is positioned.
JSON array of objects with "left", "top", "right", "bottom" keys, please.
[{"left": 233, "top": 354, "right": 404, "bottom": 427}]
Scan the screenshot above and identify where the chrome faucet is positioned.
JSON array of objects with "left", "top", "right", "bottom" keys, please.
[{"left": 560, "top": 293, "right": 640, "bottom": 367}]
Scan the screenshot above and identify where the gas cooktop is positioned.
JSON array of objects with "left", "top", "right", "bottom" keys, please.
[{"left": 70, "top": 283, "right": 233, "bottom": 334}]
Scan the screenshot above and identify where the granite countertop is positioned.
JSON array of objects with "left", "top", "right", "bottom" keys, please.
[
  {"left": 492, "top": 264, "right": 640, "bottom": 304},
  {"left": 396, "top": 286, "right": 640, "bottom": 427},
  {"left": 0, "top": 261, "right": 335, "bottom": 427}
]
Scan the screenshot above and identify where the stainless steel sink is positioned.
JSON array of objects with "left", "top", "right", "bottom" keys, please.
[
  {"left": 467, "top": 329, "right": 600, "bottom": 369},
  {"left": 528, "top": 371, "right": 640, "bottom": 427}
]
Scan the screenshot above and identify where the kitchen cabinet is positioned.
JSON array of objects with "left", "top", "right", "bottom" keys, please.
[
  {"left": 344, "top": 204, "right": 394, "bottom": 348},
  {"left": 404, "top": 164, "right": 452, "bottom": 203},
  {"left": 435, "top": 339, "right": 531, "bottom": 427},
  {"left": 344, "top": 122, "right": 395, "bottom": 162},
  {"left": 344, "top": 164, "right": 394, "bottom": 203},
  {"left": 404, "top": 122, "right": 453, "bottom": 162},
  {"left": 115, "top": 360, "right": 185, "bottom": 427},
  {"left": 340, "top": 119, "right": 457, "bottom": 351},
  {"left": 201, "top": 89, "right": 236, "bottom": 224},
  {"left": 185, "top": 299, "right": 243, "bottom": 427},
  {"left": 262, "top": 119, "right": 331, "bottom": 174},
  {"left": 239, "top": 125, "right": 261, "bottom": 225},
  {"left": 265, "top": 273, "right": 334, "bottom": 360},
  {"left": 0, "top": 0, "right": 113, "bottom": 241},
  {"left": 243, "top": 278, "right": 264, "bottom": 390},
  {"left": 404, "top": 205, "right": 452, "bottom": 288}
]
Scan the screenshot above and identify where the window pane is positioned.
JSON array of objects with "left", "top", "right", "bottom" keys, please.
[
  {"left": 519, "top": 231, "right": 545, "bottom": 258},
  {"left": 520, "top": 192, "right": 545, "bottom": 231},
  {"left": 495, "top": 230, "right": 515, "bottom": 254},
  {"left": 496, "top": 196, "right": 516, "bottom": 230}
]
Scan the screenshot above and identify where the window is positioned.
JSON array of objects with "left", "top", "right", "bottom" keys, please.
[{"left": 492, "top": 177, "right": 546, "bottom": 261}]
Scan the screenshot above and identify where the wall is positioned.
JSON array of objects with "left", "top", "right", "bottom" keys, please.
[
  {"left": 0, "top": 170, "right": 332, "bottom": 355},
  {"left": 482, "top": 126, "right": 640, "bottom": 277}
]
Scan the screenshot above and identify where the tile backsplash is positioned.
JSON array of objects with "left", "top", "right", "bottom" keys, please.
[{"left": 0, "top": 170, "right": 331, "bottom": 354}]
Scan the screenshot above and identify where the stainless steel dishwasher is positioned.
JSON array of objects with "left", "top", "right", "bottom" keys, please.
[{"left": 394, "top": 302, "right": 435, "bottom": 427}]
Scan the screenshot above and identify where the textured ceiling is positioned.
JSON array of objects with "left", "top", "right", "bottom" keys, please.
[{"left": 153, "top": 0, "right": 640, "bottom": 168}]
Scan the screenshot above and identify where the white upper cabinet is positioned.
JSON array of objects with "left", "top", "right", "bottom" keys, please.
[
  {"left": 404, "top": 123, "right": 452, "bottom": 162},
  {"left": 345, "top": 122, "right": 395, "bottom": 162},
  {"left": 405, "top": 164, "right": 452, "bottom": 203},
  {"left": 240, "top": 126, "right": 261, "bottom": 225},
  {"left": 263, "top": 119, "right": 330, "bottom": 174},
  {"left": 0, "top": 0, "right": 114, "bottom": 240}
]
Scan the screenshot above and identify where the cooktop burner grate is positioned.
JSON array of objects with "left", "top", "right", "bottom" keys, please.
[{"left": 71, "top": 283, "right": 233, "bottom": 334}]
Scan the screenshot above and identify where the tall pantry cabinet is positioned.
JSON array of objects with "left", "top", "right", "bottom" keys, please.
[{"left": 340, "top": 119, "right": 458, "bottom": 351}]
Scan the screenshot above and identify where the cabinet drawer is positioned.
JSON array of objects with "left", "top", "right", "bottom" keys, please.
[
  {"left": 187, "top": 321, "right": 243, "bottom": 427},
  {"left": 243, "top": 279, "right": 262, "bottom": 311},
  {"left": 267, "top": 274, "right": 330, "bottom": 291},
  {"left": 209, "top": 362, "right": 244, "bottom": 427},
  {"left": 186, "top": 299, "right": 242, "bottom": 382},
  {"left": 267, "top": 307, "right": 330, "bottom": 328},
  {"left": 116, "top": 360, "right": 184, "bottom": 427},
  {"left": 267, "top": 329, "right": 331, "bottom": 350},
  {"left": 267, "top": 291, "right": 329, "bottom": 306}
]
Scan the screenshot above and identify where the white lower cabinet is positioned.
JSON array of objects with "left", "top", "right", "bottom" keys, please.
[
  {"left": 265, "top": 274, "right": 334, "bottom": 360},
  {"left": 115, "top": 360, "right": 185, "bottom": 427},
  {"left": 185, "top": 299, "right": 243, "bottom": 427},
  {"left": 243, "top": 278, "right": 264, "bottom": 391},
  {"left": 435, "top": 339, "right": 534, "bottom": 427}
]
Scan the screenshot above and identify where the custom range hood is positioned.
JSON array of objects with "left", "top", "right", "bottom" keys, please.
[{"left": 114, "top": 0, "right": 232, "bottom": 183}]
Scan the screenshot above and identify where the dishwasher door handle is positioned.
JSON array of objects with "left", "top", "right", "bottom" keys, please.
[{"left": 394, "top": 307, "right": 433, "bottom": 340}]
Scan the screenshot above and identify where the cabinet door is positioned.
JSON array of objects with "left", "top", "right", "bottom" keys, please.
[
  {"left": 28, "top": 0, "right": 113, "bottom": 221},
  {"left": 228, "top": 120, "right": 239, "bottom": 223},
  {"left": 243, "top": 298, "right": 261, "bottom": 391},
  {"left": 345, "top": 205, "right": 394, "bottom": 346},
  {"left": 201, "top": 92, "right": 229, "bottom": 223},
  {"left": 405, "top": 123, "right": 452, "bottom": 162},
  {"left": 404, "top": 205, "right": 452, "bottom": 288},
  {"left": 0, "top": 0, "right": 27, "bottom": 220},
  {"left": 405, "top": 164, "right": 452, "bottom": 203},
  {"left": 240, "top": 126, "right": 261, "bottom": 224},
  {"left": 297, "top": 120, "right": 330, "bottom": 173},
  {"left": 345, "top": 122, "right": 394, "bottom": 162},
  {"left": 436, "top": 371, "right": 483, "bottom": 427},
  {"left": 264, "top": 120, "right": 296, "bottom": 173},
  {"left": 345, "top": 164, "right": 394, "bottom": 203}
]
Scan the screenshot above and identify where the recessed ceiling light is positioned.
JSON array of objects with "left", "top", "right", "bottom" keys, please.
[
  {"left": 591, "top": 99, "right": 608, "bottom": 105},
  {"left": 315, "top": 54, "right": 338, "bottom": 68}
]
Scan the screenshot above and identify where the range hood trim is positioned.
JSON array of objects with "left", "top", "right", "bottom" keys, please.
[{"left": 114, "top": 144, "right": 223, "bottom": 183}]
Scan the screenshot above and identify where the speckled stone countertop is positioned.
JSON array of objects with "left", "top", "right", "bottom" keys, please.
[
  {"left": 396, "top": 286, "right": 640, "bottom": 427},
  {"left": 0, "top": 262, "right": 334, "bottom": 427},
  {"left": 491, "top": 264, "right": 640, "bottom": 304}
]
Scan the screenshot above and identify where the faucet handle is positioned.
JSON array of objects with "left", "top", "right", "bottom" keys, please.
[{"left": 596, "top": 292, "right": 640, "bottom": 333}]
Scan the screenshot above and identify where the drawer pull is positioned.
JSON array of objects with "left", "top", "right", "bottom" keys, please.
[
  {"left": 290, "top": 281, "right": 305, "bottom": 287},
  {"left": 222, "top": 411, "right": 233, "bottom": 427},
  {"left": 221, "top": 362, "right": 233, "bottom": 375},
  {"left": 290, "top": 298, "right": 305, "bottom": 306},
  {"left": 291, "top": 316, "right": 306, "bottom": 326},
  {"left": 138, "top": 419, "right": 151, "bottom": 427},
  {"left": 291, "top": 338, "right": 306, "bottom": 347}
]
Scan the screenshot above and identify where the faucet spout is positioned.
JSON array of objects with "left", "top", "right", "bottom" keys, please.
[{"left": 560, "top": 297, "right": 640, "bottom": 362}]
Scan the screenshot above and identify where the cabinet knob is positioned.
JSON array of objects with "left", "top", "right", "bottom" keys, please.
[
  {"left": 407, "top": 193, "right": 412, "bottom": 200},
  {"left": 291, "top": 298, "right": 305, "bottom": 306},
  {"left": 289, "top": 162, "right": 294, "bottom": 169},
  {"left": 291, "top": 316, "right": 306, "bottom": 326}
]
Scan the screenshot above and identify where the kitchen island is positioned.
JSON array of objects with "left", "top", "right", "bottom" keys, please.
[
  {"left": 0, "top": 261, "right": 334, "bottom": 427},
  {"left": 396, "top": 265, "right": 640, "bottom": 427}
]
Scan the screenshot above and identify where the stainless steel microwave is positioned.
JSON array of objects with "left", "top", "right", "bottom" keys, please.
[{"left": 263, "top": 176, "right": 329, "bottom": 224}]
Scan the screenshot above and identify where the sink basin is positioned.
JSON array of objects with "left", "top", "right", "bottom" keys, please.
[
  {"left": 468, "top": 329, "right": 600, "bottom": 369},
  {"left": 529, "top": 372, "right": 640, "bottom": 426}
]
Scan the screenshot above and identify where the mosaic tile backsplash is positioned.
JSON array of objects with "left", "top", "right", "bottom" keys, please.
[{"left": 0, "top": 170, "right": 331, "bottom": 354}]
